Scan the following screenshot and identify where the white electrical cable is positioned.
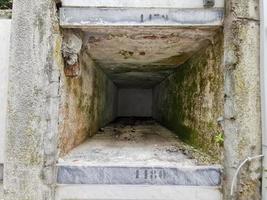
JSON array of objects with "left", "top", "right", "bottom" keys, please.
[{"left": 230, "top": 155, "right": 264, "bottom": 196}]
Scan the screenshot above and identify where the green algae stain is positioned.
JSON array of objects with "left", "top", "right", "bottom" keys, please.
[{"left": 154, "top": 33, "right": 224, "bottom": 161}]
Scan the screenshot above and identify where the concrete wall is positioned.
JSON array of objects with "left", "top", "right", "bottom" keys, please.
[
  {"left": 3, "top": 0, "right": 263, "bottom": 199},
  {"left": 0, "top": 19, "right": 11, "bottom": 164},
  {"left": 223, "top": 0, "right": 262, "bottom": 199},
  {"left": 118, "top": 88, "right": 152, "bottom": 117},
  {"left": 153, "top": 32, "right": 224, "bottom": 160},
  {"left": 4, "top": 1, "right": 62, "bottom": 199},
  {"left": 59, "top": 51, "right": 117, "bottom": 155}
]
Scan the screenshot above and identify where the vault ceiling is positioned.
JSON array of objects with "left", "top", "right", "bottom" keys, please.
[{"left": 82, "top": 27, "right": 220, "bottom": 88}]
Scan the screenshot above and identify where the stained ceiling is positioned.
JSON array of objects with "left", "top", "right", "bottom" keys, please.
[{"left": 82, "top": 27, "right": 220, "bottom": 88}]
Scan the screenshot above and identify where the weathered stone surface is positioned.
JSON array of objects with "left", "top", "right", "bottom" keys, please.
[
  {"left": 4, "top": 0, "right": 62, "bottom": 199},
  {"left": 0, "top": 19, "right": 11, "bottom": 164},
  {"left": 261, "top": 0, "right": 267, "bottom": 198},
  {"left": 57, "top": 165, "right": 221, "bottom": 186},
  {"left": 228, "top": 0, "right": 259, "bottom": 20},
  {"left": 60, "top": 7, "right": 224, "bottom": 27},
  {"left": 223, "top": 0, "right": 261, "bottom": 199},
  {"left": 58, "top": 51, "right": 118, "bottom": 155},
  {"left": 80, "top": 27, "right": 221, "bottom": 88},
  {"left": 3, "top": 1, "right": 261, "bottom": 200}
]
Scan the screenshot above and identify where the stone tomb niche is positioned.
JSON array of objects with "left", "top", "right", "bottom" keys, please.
[{"left": 58, "top": 27, "right": 224, "bottom": 165}]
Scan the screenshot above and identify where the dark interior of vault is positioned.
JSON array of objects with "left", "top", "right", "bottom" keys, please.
[{"left": 59, "top": 27, "right": 224, "bottom": 163}]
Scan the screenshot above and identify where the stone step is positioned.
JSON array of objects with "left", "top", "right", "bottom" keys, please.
[
  {"left": 57, "top": 164, "right": 221, "bottom": 186},
  {"left": 56, "top": 185, "right": 222, "bottom": 200}
]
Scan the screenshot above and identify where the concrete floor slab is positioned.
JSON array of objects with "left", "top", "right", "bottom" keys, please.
[
  {"left": 59, "top": 118, "right": 217, "bottom": 166},
  {"left": 58, "top": 118, "right": 221, "bottom": 186}
]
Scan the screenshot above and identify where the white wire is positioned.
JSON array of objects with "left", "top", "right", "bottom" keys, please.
[{"left": 230, "top": 155, "right": 264, "bottom": 196}]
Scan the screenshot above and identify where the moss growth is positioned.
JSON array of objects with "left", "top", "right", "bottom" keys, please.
[
  {"left": 59, "top": 49, "right": 117, "bottom": 155},
  {"left": 154, "top": 32, "right": 224, "bottom": 161},
  {"left": 0, "top": 0, "right": 12, "bottom": 9},
  {"left": 54, "top": 35, "right": 64, "bottom": 67}
]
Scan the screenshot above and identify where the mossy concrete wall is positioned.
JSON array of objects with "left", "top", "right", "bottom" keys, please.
[
  {"left": 3, "top": 0, "right": 263, "bottom": 199},
  {"left": 59, "top": 50, "right": 117, "bottom": 155},
  {"left": 0, "top": 0, "right": 12, "bottom": 9},
  {"left": 223, "top": 0, "right": 262, "bottom": 199},
  {"left": 153, "top": 32, "right": 224, "bottom": 160}
]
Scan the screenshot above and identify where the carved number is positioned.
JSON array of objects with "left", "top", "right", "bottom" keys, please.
[
  {"left": 140, "top": 14, "right": 169, "bottom": 22},
  {"left": 135, "top": 169, "right": 167, "bottom": 180}
]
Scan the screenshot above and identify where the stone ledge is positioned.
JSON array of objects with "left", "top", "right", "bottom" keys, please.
[
  {"left": 60, "top": 7, "right": 224, "bottom": 27},
  {"left": 56, "top": 185, "right": 222, "bottom": 200},
  {"left": 57, "top": 165, "right": 221, "bottom": 186},
  {"left": 62, "top": 0, "right": 224, "bottom": 8}
]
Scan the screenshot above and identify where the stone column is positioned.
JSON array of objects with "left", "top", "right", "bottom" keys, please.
[
  {"left": 224, "top": 0, "right": 261, "bottom": 199},
  {"left": 4, "top": 0, "right": 62, "bottom": 199}
]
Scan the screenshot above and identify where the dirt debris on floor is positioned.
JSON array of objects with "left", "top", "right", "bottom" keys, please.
[
  {"left": 100, "top": 117, "right": 219, "bottom": 165},
  {"left": 60, "top": 117, "right": 219, "bottom": 166}
]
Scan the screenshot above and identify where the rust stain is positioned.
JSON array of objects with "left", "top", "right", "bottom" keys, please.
[{"left": 64, "top": 62, "right": 80, "bottom": 77}]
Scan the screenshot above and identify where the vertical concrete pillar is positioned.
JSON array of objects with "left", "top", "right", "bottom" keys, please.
[
  {"left": 4, "top": 0, "right": 62, "bottom": 199},
  {"left": 224, "top": 0, "right": 261, "bottom": 199},
  {"left": 0, "top": 19, "right": 11, "bottom": 165}
]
